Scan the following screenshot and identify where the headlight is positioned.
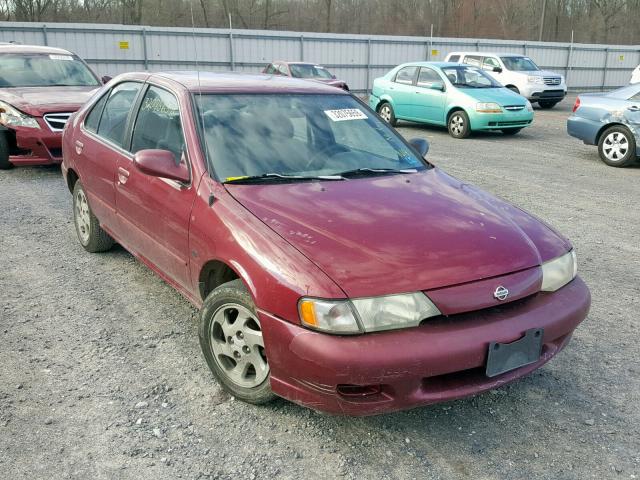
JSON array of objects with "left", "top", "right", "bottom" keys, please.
[
  {"left": 476, "top": 102, "right": 502, "bottom": 113},
  {"left": 0, "top": 101, "right": 40, "bottom": 129},
  {"left": 527, "top": 76, "right": 544, "bottom": 84},
  {"left": 541, "top": 250, "right": 577, "bottom": 292},
  {"left": 525, "top": 100, "right": 534, "bottom": 112},
  {"left": 299, "top": 292, "right": 441, "bottom": 334}
]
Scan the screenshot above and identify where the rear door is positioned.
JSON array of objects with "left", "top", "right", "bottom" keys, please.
[
  {"left": 114, "top": 84, "right": 195, "bottom": 289},
  {"left": 76, "top": 81, "right": 143, "bottom": 231},
  {"left": 389, "top": 65, "right": 419, "bottom": 119},
  {"left": 412, "top": 66, "right": 447, "bottom": 124}
]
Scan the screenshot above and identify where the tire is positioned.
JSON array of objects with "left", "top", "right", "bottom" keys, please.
[
  {"left": 448, "top": 110, "right": 471, "bottom": 139},
  {"left": 72, "top": 181, "right": 114, "bottom": 252},
  {"left": 597, "top": 125, "right": 637, "bottom": 167},
  {"left": 0, "top": 131, "right": 13, "bottom": 170},
  {"left": 501, "top": 128, "right": 522, "bottom": 135},
  {"left": 506, "top": 85, "right": 520, "bottom": 94},
  {"left": 377, "top": 102, "right": 397, "bottom": 126},
  {"left": 199, "top": 279, "right": 275, "bottom": 405},
  {"left": 538, "top": 100, "right": 558, "bottom": 109}
]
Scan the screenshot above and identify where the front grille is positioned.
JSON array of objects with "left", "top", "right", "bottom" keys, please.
[
  {"left": 543, "top": 77, "right": 561, "bottom": 86},
  {"left": 43, "top": 112, "right": 73, "bottom": 132},
  {"left": 504, "top": 105, "right": 524, "bottom": 111}
]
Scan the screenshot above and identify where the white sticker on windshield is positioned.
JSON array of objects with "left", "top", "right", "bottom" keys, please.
[
  {"left": 49, "top": 54, "right": 74, "bottom": 61},
  {"left": 324, "top": 109, "right": 368, "bottom": 122}
]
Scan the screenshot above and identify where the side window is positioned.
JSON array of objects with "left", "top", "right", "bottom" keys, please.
[
  {"left": 265, "top": 64, "right": 276, "bottom": 74},
  {"left": 84, "top": 92, "right": 109, "bottom": 133},
  {"left": 463, "top": 55, "right": 482, "bottom": 67},
  {"left": 277, "top": 64, "right": 289, "bottom": 76},
  {"left": 131, "top": 86, "right": 185, "bottom": 165},
  {"left": 448, "top": 55, "right": 460, "bottom": 62},
  {"left": 482, "top": 57, "right": 500, "bottom": 71},
  {"left": 417, "top": 67, "right": 442, "bottom": 87},
  {"left": 96, "top": 82, "right": 142, "bottom": 148},
  {"left": 394, "top": 66, "right": 418, "bottom": 85}
]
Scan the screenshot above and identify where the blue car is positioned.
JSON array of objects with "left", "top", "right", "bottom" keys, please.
[
  {"left": 567, "top": 84, "right": 640, "bottom": 167},
  {"left": 369, "top": 62, "right": 534, "bottom": 138}
]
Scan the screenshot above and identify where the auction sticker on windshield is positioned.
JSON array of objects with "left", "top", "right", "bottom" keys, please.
[
  {"left": 324, "top": 109, "right": 368, "bottom": 122},
  {"left": 49, "top": 54, "right": 74, "bottom": 61}
]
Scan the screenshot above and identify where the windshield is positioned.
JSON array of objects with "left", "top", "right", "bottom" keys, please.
[
  {"left": 441, "top": 66, "right": 501, "bottom": 88},
  {"left": 289, "top": 64, "right": 333, "bottom": 79},
  {"left": 0, "top": 53, "right": 99, "bottom": 88},
  {"left": 194, "top": 94, "right": 426, "bottom": 181},
  {"left": 500, "top": 56, "right": 540, "bottom": 71}
]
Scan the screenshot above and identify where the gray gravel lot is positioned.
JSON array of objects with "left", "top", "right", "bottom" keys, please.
[{"left": 1, "top": 95, "right": 639, "bottom": 480}]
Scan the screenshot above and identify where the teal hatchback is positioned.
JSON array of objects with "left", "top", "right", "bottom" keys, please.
[{"left": 369, "top": 62, "right": 534, "bottom": 138}]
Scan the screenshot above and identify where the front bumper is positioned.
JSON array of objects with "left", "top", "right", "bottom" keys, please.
[
  {"left": 472, "top": 109, "right": 534, "bottom": 130},
  {"left": 520, "top": 84, "right": 567, "bottom": 102},
  {"left": 4, "top": 119, "right": 63, "bottom": 166},
  {"left": 260, "top": 277, "right": 590, "bottom": 416}
]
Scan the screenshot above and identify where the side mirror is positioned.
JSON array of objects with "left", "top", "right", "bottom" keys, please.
[
  {"left": 492, "top": 66, "right": 503, "bottom": 73},
  {"left": 409, "top": 138, "right": 429, "bottom": 158},
  {"left": 133, "top": 149, "right": 190, "bottom": 183},
  {"left": 331, "top": 74, "right": 337, "bottom": 79},
  {"left": 430, "top": 81, "right": 445, "bottom": 91},
  {"left": 101, "top": 75, "right": 113, "bottom": 84}
]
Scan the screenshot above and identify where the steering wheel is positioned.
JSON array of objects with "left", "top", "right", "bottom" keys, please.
[{"left": 304, "top": 143, "right": 350, "bottom": 170}]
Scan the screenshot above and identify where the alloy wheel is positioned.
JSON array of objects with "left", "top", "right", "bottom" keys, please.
[
  {"left": 450, "top": 114, "right": 465, "bottom": 136},
  {"left": 74, "top": 188, "right": 91, "bottom": 244},
  {"left": 379, "top": 105, "right": 392, "bottom": 122},
  {"left": 208, "top": 303, "right": 269, "bottom": 388}
]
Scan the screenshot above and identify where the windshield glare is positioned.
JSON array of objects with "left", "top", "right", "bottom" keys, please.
[
  {"left": 0, "top": 53, "right": 99, "bottom": 87},
  {"left": 441, "top": 66, "right": 500, "bottom": 88},
  {"left": 289, "top": 64, "right": 333, "bottom": 79},
  {"left": 194, "top": 94, "right": 426, "bottom": 181},
  {"left": 501, "top": 56, "right": 540, "bottom": 71}
]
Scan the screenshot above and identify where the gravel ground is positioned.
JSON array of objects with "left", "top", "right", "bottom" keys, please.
[{"left": 1, "top": 95, "right": 639, "bottom": 480}]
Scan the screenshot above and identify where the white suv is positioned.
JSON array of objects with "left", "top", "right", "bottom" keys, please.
[{"left": 445, "top": 52, "right": 567, "bottom": 109}]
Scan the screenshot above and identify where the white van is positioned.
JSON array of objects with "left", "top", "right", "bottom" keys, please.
[{"left": 445, "top": 52, "right": 567, "bottom": 109}]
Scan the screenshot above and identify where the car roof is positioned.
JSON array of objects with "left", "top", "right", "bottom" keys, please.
[
  {"left": 0, "top": 43, "right": 75, "bottom": 55},
  {"left": 398, "top": 61, "right": 467, "bottom": 68},
  {"left": 446, "top": 52, "right": 525, "bottom": 58},
  {"left": 149, "top": 71, "right": 348, "bottom": 94}
]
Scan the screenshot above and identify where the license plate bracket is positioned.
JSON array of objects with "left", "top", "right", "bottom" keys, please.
[{"left": 486, "top": 328, "right": 543, "bottom": 378}]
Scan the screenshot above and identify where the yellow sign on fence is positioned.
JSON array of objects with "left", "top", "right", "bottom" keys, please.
[
  {"left": 119, "top": 41, "right": 129, "bottom": 50},
  {"left": 619, "top": 54, "right": 624, "bottom": 61},
  {"left": 431, "top": 49, "right": 439, "bottom": 57}
]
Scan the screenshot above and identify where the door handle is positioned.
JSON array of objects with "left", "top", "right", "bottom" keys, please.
[
  {"left": 117, "top": 167, "right": 130, "bottom": 185},
  {"left": 74, "top": 140, "right": 83, "bottom": 154},
  {"left": 628, "top": 105, "right": 640, "bottom": 112}
]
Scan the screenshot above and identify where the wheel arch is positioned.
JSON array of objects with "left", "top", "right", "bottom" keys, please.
[
  {"left": 595, "top": 122, "right": 631, "bottom": 145},
  {"left": 66, "top": 167, "right": 79, "bottom": 193},
  {"left": 375, "top": 94, "right": 395, "bottom": 112},
  {"left": 198, "top": 259, "right": 243, "bottom": 301},
  {"left": 446, "top": 106, "right": 468, "bottom": 123}
]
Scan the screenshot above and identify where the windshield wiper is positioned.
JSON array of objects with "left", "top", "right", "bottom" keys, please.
[
  {"left": 334, "top": 167, "right": 418, "bottom": 178},
  {"left": 223, "top": 173, "right": 344, "bottom": 184}
]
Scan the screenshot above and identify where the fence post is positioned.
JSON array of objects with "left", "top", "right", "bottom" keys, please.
[
  {"left": 523, "top": 42, "right": 527, "bottom": 56},
  {"left": 142, "top": 28, "right": 149, "bottom": 70},
  {"left": 565, "top": 30, "right": 574, "bottom": 88},
  {"left": 299, "top": 34, "right": 304, "bottom": 61},
  {"left": 42, "top": 24, "right": 48, "bottom": 45},
  {"left": 601, "top": 47, "right": 609, "bottom": 91},
  {"left": 366, "top": 38, "right": 372, "bottom": 95},
  {"left": 229, "top": 30, "right": 235, "bottom": 70}
]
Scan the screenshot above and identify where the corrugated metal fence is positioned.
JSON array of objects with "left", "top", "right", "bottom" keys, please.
[{"left": 1, "top": 21, "right": 639, "bottom": 93}]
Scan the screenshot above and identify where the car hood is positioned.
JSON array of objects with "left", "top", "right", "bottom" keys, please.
[
  {"left": 226, "top": 168, "right": 570, "bottom": 298},
  {"left": 0, "top": 86, "right": 100, "bottom": 116},
  {"left": 460, "top": 87, "right": 526, "bottom": 105}
]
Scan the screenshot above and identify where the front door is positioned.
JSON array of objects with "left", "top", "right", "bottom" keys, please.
[
  {"left": 412, "top": 67, "right": 447, "bottom": 124},
  {"left": 115, "top": 84, "right": 194, "bottom": 289}
]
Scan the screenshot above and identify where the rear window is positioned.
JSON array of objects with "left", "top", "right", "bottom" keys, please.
[
  {"left": 394, "top": 66, "right": 418, "bottom": 85},
  {"left": 448, "top": 55, "right": 460, "bottom": 62}
]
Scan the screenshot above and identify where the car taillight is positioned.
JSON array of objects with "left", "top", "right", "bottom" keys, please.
[{"left": 572, "top": 97, "right": 581, "bottom": 112}]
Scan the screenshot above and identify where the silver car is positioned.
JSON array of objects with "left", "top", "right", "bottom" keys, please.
[{"left": 567, "top": 84, "right": 640, "bottom": 167}]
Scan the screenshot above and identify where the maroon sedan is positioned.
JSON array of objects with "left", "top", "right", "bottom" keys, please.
[
  {"left": 62, "top": 71, "right": 590, "bottom": 415},
  {"left": 0, "top": 44, "right": 102, "bottom": 169},
  {"left": 263, "top": 61, "right": 349, "bottom": 90}
]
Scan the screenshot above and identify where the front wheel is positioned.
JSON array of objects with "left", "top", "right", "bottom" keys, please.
[
  {"left": 377, "top": 102, "right": 397, "bottom": 126},
  {"left": 199, "top": 279, "right": 275, "bottom": 405},
  {"left": 448, "top": 110, "right": 471, "bottom": 139},
  {"left": 598, "top": 126, "right": 637, "bottom": 167},
  {"left": 538, "top": 100, "right": 559, "bottom": 109},
  {"left": 501, "top": 128, "right": 522, "bottom": 135},
  {"left": 0, "top": 132, "right": 13, "bottom": 170},
  {"left": 73, "top": 181, "right": 114, "bottom": 252}
]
